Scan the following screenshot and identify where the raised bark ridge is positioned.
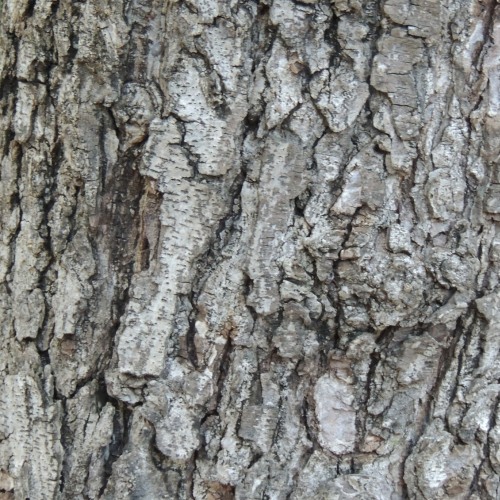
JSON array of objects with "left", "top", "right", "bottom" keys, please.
[{"left": 0, "top": 0, "right": 499, "bottom": 499}]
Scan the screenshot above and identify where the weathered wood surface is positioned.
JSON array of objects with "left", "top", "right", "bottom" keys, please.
[{"left": 0, "top": 0, "right": 499, "bottom": 498}]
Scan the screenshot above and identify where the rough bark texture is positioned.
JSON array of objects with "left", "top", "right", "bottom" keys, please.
[{"left": 1, "top": 0, "right": 499, "bottom": 498}]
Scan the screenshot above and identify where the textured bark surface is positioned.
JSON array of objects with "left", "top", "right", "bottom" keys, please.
[{"left": 1, "top": 0, "right": 500, "bottom": 498}]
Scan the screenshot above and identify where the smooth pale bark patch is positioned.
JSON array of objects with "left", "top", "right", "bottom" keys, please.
[{"left": 314, "top": 374, "right": 356, "bottom": 455}]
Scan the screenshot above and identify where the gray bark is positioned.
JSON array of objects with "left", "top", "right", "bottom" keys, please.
[{"left": 0, "top": 0, "right": 499, "bottom": 498}]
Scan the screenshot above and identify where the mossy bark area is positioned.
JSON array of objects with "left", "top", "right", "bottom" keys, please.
[{"left": 1, "top": 0, "right": 499, "bottom": 498}]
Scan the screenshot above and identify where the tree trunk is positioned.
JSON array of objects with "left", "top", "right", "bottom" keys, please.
[{"left": 1, "top": 0, "right": 499, "bottom": 498}]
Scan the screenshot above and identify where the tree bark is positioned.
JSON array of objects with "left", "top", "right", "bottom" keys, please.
[{"left": 1, "top": 0, "right": 499, "bottom": 498}]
